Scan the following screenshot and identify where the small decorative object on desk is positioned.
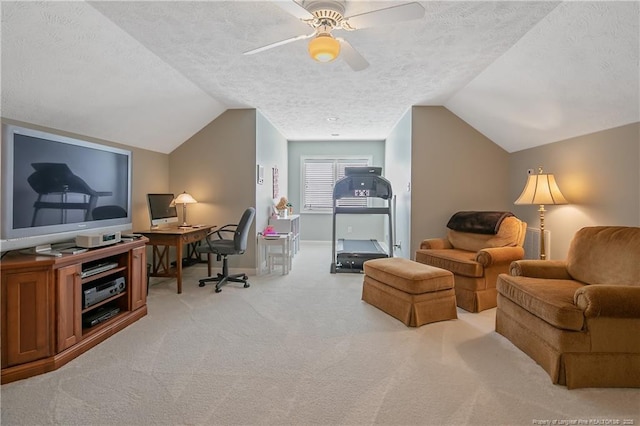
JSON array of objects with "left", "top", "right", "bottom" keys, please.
[
  {"left": 263, "top": 225, "right": 276, "bottom": 236},
  {"left": 275, "top": 196, "right": 289, "bottom": 218}
]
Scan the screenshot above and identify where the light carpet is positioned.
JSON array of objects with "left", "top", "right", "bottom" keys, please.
[{"left": 1, "top": 242, "right": 639, "bottom": 425}]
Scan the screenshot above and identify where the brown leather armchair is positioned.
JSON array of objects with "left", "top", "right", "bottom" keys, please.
[
  {"left": 415, "top": 212, "right": 526, "bottom": 313},
  {"left": 496, "top": 226, "right": 640, "bottom": 388}
]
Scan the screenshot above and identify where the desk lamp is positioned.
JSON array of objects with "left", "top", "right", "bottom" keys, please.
[
  {"left": 514, "top": 167, "right": 568, "bottom": 260},
  {"left": 174, "top": 192, "right": 197, "bottom": 228}
]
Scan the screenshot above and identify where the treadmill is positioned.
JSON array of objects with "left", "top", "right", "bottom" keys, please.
[{"left": 330, "top": 167, "right": 393, "bottom": 273}]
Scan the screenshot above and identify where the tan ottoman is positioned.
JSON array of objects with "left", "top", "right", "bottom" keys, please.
[{"left": 362, "top": 257, "right": 457, "bottom": 327}]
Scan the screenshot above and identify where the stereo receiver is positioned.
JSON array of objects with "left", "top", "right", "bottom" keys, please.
[{"left": 83, "top": 277, "right": 126, "bottom": 309}]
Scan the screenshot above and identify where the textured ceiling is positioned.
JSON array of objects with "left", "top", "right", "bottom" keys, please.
[
  {"left": 446, "top": 1, "right": 640, "bottom": 152},
  {"left": 1, "top": 1, "right": 639, "bottom": 154}
]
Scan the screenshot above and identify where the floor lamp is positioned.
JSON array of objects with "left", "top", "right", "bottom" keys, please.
[
  {"left": 514, "top": 167, "right": 568, "bottom": 260},
  {"left": 173, "top": 192, "right": 198, "bottom": 228}
]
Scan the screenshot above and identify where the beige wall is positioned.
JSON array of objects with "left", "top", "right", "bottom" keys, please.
[
  {"left": 510, "top": 122, "right": 640, "bottom": 260},
  {"left": 410, "top": 106, "right": 511, "bottom": 257},
  {"left": 169, "top": 109, "right": 257, "bottom": 270},
  {"left": 132, "top": 150, "right": 171, "bottom": 230}
]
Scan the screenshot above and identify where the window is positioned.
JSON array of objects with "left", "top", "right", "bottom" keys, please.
[{"left": 301, "top": 156, "right": 371, "bottom": 212}]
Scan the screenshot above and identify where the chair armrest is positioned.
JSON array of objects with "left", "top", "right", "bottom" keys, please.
[
  {"left": 203, "top": 224, "right": 237, "bottom": 250},
  {"left": 575, "top": 285, "right": 640, "bottom": 318},
  {"left": 420, "top": 238, "right": 452, "bottom": 250},
  {"left": 475, "top": 246, "right": 524, "bottom": 267},
  {"left": 206, "top": 224, "right": 237, "bottom": 238},
  {"left": 509, "top": 260, "right": 572, "bottom": 279}
]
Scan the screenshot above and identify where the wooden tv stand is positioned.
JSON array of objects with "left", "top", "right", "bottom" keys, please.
[{"left": 1, "top": 238, "right": 148, "bottom": 384}]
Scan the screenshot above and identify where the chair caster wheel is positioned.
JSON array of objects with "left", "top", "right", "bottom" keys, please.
[
  {"left": 244, "top": 283, "right": 250, "bottom": 288},
  {"left": 198, "top": 281, "right": 206, "bottom": 287},
  {"left": 215, "top": 287, "right": 222, "bottom": 293},
  {"left": 243, "top": 274, "right": 248, "bottom": 280}
]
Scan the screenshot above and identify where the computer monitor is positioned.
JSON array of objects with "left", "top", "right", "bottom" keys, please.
[{"left": 147, "top": 193, "right": 178, "bottom": 228}]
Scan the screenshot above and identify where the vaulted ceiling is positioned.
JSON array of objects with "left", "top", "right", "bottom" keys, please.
[{"left": 2, "top": 1, "right": 638, "bottom": 154}]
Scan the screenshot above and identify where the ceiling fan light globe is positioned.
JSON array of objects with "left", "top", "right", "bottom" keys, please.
[
  {"left": 308, "top": 34, "right": 340, "bottom": 62},
  {"left": 315, "top": 52, "right": 336, "bottom": 62}
]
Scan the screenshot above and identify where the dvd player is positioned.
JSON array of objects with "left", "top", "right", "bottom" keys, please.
[
  {"left": 83, "top": 306, "right": 121, "bottom": 328},
  {"left": 81, "top": 262, "right": 118, "bottom": 278}
]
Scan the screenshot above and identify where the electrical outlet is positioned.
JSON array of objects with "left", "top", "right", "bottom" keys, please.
[{"left": 347, "top": 226, "right": 352, "bottom": 233}]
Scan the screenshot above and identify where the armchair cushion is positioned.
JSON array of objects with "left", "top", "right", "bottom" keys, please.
[
  {"left": 497, "top": 275, "right": 585, "bottom": 331},
  {"left": 567, "top": 226, "right": 640, "bottom": 286}
]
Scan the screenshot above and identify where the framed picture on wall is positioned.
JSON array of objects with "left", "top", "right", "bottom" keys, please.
[{"left": 272, "top": 166, "right": 279, "bottom": 198}]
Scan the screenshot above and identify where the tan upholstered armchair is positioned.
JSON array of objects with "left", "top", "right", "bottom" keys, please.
[
  {"left": 496, "top": 226, "right": 640, "bottom": 389},
  {"left": 414, "top": 211, "right": 526, "bottom": 313}
]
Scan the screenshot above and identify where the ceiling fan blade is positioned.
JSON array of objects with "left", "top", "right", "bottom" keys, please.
[
  {"left": 244, "top": 33, "right": 314, "bottom": 55},
  {"left": 337, "top": 38, "right": 369, "bottom": 72},
  {"left": 344, "top": 2, "right": 425, "bottom": 30},
  {"left": 272, "top": 0, "right": 314, "bottom": 20}
]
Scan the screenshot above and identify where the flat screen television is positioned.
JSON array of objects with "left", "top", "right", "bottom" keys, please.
[
  {"left": 1, "top": 123, "right": 132, "bottom": 252},
  {"left": 147, "top": 193, "right": 178, "bottom": 227}
]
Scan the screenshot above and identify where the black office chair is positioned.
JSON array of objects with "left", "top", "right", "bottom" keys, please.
[
  {"left": 197, "top": 207, "right": 256, "bottom": 293},
  {"left": 92, "top": 205, "right": 127, "bottom": 220}
]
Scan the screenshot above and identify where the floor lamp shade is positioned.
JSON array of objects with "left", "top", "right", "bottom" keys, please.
[
  {"left": 174, "top": 192, "right": 197, "bottom": 227},
  {"left": 514, "top": 167, "right": 567, "bottom": 260},
  {"left": 514, "top": 171, "right": 568, "bottom": 206}
]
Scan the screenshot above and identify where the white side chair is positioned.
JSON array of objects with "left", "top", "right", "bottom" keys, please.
[{"left": 258, "top": 233, "right": 292, "bottom": 275}]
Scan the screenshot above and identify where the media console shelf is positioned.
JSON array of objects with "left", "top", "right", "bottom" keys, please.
[{"left": 1, "top": 238, "right": 148, "bottom": 384}]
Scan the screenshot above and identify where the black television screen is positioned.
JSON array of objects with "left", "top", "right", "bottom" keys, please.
[{"left": 1, "top": 123, "right": 132, "bottom": 252}]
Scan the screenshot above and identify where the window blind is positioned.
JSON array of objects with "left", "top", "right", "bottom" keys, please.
[{"left": 302, "top": 158, "right": 370, "bottom": 211}]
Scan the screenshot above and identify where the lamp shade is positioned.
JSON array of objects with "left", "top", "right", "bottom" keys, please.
[
  {"left": 174, "top": 192, "right": 197, "bottom": 204},
  {"left": 308, "top": 34, "right": 340, "bottom": 62},
  {"left": 514, "top": 169, "right": 567, "bottom": 205}
]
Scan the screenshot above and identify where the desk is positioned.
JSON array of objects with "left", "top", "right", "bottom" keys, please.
[
  {"left": 268, "top": 214, "right": 300, "bottom": 255},
  {"left": 136, "top": 225, "right": 214, "bottom": 294}
]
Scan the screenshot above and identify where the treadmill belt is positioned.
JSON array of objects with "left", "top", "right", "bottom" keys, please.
[
  {"left": 336, "top": 239, "right": 388, "bottom": 272},
  {"left": 338, "top": 239, "right": 385, "bottom": 254}
]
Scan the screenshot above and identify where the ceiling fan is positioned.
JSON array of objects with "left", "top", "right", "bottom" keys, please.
[{"left": 244, "top": 0, "right": 425, "bottom": 71}]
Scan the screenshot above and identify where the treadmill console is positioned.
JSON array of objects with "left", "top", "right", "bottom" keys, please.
[{"left": 334, "top": 175, "right": 391, "bottom": 200}]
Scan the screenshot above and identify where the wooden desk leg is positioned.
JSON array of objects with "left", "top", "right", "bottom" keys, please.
[
  {"left": 176, "top": 241, "right": 183, "bottom": 294},
  {"left": 153, "top": 245, "right": 170, "bottom": 274}
]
